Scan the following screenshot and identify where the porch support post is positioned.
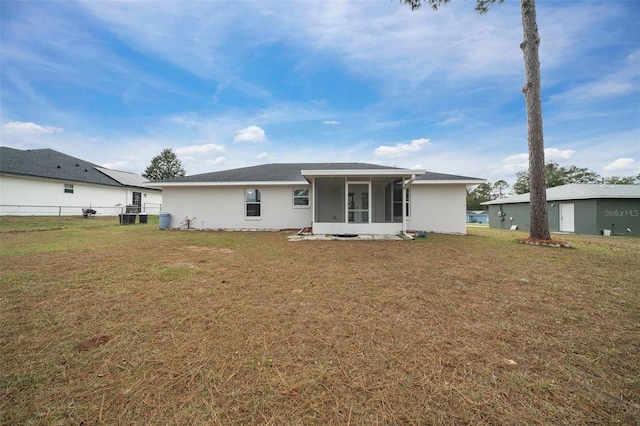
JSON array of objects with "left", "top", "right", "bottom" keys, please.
[
  {"left": 402, "top": 174, "right": 416, "bottom": 235},
  {"left": 368, "top": 180, "right": 372, "bottom": 224},
  {"left": 402, "top": 178, "right": 407, "bottom": 234},
  {"left": 311, "top": 177, "right": 315, "bottom": 229}
]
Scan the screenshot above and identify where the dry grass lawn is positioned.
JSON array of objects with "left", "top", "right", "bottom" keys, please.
[{"left": 1, "top": 220, "right": 639, "bottom": 425}]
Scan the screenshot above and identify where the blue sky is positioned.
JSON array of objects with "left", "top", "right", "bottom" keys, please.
[{"left": 1, "top": 0, "right": 639, "bottom": 186}]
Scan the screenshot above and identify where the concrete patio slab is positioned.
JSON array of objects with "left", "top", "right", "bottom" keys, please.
[{"left": 288, "top": 234, "right": 404, "bottom": 241}]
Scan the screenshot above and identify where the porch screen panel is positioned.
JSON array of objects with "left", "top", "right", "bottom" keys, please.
[
  {"left": 372, "top": 178, "right": 393, "bottom": 223},
  {"left": 315, "top": 178, "right": 344, "bottom": 223}
]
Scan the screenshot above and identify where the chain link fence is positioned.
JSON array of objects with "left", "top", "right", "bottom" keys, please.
[{"left": 0, "top": 203, "right": 161, "bottom": 231}]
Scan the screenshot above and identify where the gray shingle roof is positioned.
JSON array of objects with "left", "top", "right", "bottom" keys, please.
[
  {"left": 157, "top": 163, "right": 404, "bottom": 183},
  {"left": 483, "top": 183, "right": 640, "bottom": 205},
  {"left": 0, "top": 147, "right": 157, "bottom": 190},
  {"left": 414, "top": 171, "right": 484, "bottom": 181},
  {"left": 155, "top": 163, "right": 483, "bottom": 183}
]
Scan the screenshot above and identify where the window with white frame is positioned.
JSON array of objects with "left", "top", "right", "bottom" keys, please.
[
  {"left": 245, "top": 189, "right": 261, "bottom": 217},
  {"left": 64, "top": 184, "right": 74, "bottom": 194},
  {"left": 293, "top": 188, "right": 309, "bottom": 207},
  {"left": 393, "top": 183, "right": 410, "bottom": 218}
]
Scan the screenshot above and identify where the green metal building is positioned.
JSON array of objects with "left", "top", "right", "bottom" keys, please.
[{"left": 483, "top": 184, "right": 640, "bottom": 236}]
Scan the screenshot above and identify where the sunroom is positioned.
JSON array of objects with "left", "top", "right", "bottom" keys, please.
[{"left": 302, "top": 167, "right": 425, "bottom": 235}]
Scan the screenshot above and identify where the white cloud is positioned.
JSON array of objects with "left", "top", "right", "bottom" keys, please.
[
  {"left": 175, "top": 143, "right": 225, "bottom": 155},
  {"left": 205, "top": 157, "right": 227, "bottom": 166},
  {"left": 324, "top": 120, "right": 340, "bottom": 125},
  {"left": 500, "top": 153, "right": 528, "bottom": 175},
  {"left": 551, "top": 78, "right": 634, "bottom": 104},
  {"left": 603, "top": 157, "right": 640, "bottom": 172},
  {"left": 502, "top": 153, "right": 528, "bottom": 164},
  {"left": 233, "top": 125, "right": 267, "bottom": 143},
  {"left": 502, "top": 148, "right": 575, "bottom": 166},
  {"left": 373, "top": 138, "right": 430, "bottom": 158},
  {"left": 545, "top": 148, "right": 576, "bottom": 161},
  {"left": 101, "top": 160, "right": 129, "bottom": 170},
  {"left": 256, "top": 152, "right": 269, "bottom": 159},
  {"left": 2, "top": 121, "right": 63, "bottom": 134}
]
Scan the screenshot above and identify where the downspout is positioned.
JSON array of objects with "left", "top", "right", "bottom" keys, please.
[
  {"left": 402, "top": 175, "right": 416, "bottom": 239},
  {"left": 311, "top": 177, "right": 316, "bottom": 234}
]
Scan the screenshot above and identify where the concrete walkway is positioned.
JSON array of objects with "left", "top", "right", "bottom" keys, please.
[{"left": 288, "top": 234, "right": 404, "bottom": 241}]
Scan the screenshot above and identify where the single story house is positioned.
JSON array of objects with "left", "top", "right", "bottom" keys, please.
[
  {"left": 482, "top": 183, "right": 640, "bottom": 235},
  {"left": 0, "top": 147, "right": 163, "bottom": 216},
  {"left": 148, "top": 163, "right": 485, "bottom": 235},
  {"left": 467, "top": 210, "right": 489, "bottom": 224}
]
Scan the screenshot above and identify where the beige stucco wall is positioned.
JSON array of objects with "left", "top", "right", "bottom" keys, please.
[
  {"left": 160, "top": 185, "right": 312, "bottom": 230},
  {"left": 160, "top": 182, "right": 469, "bottom": 234},
  {"left": 407, "top": 183, "right": 468, "bottom": 234}
]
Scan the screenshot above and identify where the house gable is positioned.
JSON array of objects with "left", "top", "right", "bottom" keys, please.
[{"left": 0, "top": 147, "right": 159, "bottom": 191}]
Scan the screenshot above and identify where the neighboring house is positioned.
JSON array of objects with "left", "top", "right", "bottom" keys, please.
[
  {"left": 467, "top": 210, "right": 488, "bottom": 224},
  {"left": 483, "top": 183, "right": 640, "bottom": 235},
  {"left": 0, "top": 147, "right": 162, "bottom": 216},
  {"left": 149, "top": 163, "right": 484, "bottom": 235}
]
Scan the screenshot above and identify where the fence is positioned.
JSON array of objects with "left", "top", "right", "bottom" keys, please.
[
  {"left": 0, "top": 203, "right": 162, "bottom": 217},
  {"left": 0, "top": 203, "right": 162, "bottom": 231}
]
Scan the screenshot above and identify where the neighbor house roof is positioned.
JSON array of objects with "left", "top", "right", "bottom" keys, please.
[
  {"left": 149, "top": 163, "right": 484, "bottom": 186},
  {"left": 483, "top": 183, "right": 640, "bottom": 205},
  {"left": 0, "top": 147, "right": 158, "bottom": 190}
]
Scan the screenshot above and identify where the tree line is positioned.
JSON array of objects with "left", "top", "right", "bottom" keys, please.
[{"left": 467, "top": 161, "right": 640, "bottom": 210}]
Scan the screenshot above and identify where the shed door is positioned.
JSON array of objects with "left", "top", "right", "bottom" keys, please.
[{"left": 559, "top": 203, "right": 575, "bottom": 232}]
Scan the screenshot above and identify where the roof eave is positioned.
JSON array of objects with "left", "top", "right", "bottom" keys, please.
[
  {"left": 146, "top": 180, "right": 309, "bottom": 188},
  {"left": 483, "top": 195, "right": 640, "bottom": 205},
  {"left": 301, "top": 168, "right": 425, "bottom": 177},
  {"left": 414, "top": 179, "right": 486, "bottom": 185}
]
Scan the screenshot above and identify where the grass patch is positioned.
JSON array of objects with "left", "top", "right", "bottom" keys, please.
[{"left": 1, "top": 223, "right": 639, "bottom": 424}]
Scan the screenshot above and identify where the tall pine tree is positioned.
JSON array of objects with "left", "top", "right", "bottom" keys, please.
[{"left": 403, "top": 0, "right": 550, "bottom": 240}]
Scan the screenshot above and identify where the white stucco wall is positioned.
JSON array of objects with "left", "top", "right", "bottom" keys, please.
[
  {"left": 0, "top": 174, "right": 163, "bottom": 215},
  {"left": 160, "top": 182, "right": 468, "bottom": 234},
  {"left": 160, "top": 185, "right": 312, "bottom": 230},
  {"left": 407, "top": 183, "right": 468, "bottom": 234}
]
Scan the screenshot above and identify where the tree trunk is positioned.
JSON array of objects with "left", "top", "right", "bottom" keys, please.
[{"left": 520, "top": 0, "right": 550, "bottom": 240}]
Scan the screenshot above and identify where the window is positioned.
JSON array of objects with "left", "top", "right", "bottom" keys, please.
[
  {"left": 393, "top": 184, "right": 410, "bottom": 218},
  {"left": 64, "top": 184, "right": 74, "bottom": 194},
  {"left": 245, "top": 189, "right": 261, "bottom": 217},
  {"left": 293, "top": 188, "right": 309, "bottom": 207}
]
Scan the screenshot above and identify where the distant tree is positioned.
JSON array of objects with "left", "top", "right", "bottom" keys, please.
[
  {"left": 143, "top": 149, "right": 186, "bottom": 180},
  {"left": 562, "top": 165, "right": 601, "bottom": 184},
  {"left": 403, "top": 0, "right": 550, "bottom": 239},
  {"left": 513, "top": 162, "right": 601, "bottom": 194},
  {"left": 513, "top": 171, "right": 530, "bottom": 195},
  {"left": 492, "top": 180, "right": 509, "bottom": 199},
  {"left": 604, "top": 174, "right": 640, "bottom": 185},
  {"left": 466, "top": 182, "right": 493, "bottom": 210}
]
